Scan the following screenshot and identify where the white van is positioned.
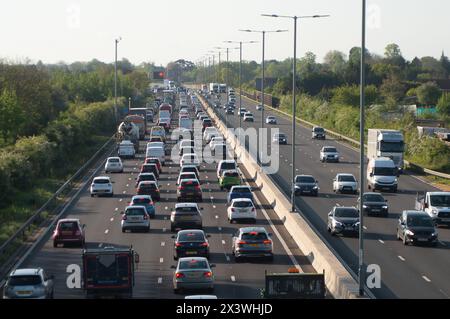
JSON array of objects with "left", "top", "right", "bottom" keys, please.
[
  {"left": 118, "top": 141, "right": 136, "bottom": 158},
  {"left": 367, "top": 157, "right": 398, "bottom": 192},
  {"left": 146, "top": 146, "right": 165, "bottom": 165},
  {"left": 217, "top": 160, "right": 237, "bottom": 179}
]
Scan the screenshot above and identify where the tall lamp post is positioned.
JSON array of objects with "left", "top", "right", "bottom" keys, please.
[
  {"left": 239, "top": 29, "right": 288, "bottom": 164},
  {"left": 224, "top": 40, "right": 258, "bottom": 149},
  {"left": 262, "top": 13, "right": 329, "bottom": 212},
  {"left": 114, "top": 37, "right": 122, "bottom": 123}
]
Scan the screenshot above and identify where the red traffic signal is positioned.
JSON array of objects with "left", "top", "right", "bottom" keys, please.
[{"left": 153, "top": 71, "right": 165, "bottom": 79}]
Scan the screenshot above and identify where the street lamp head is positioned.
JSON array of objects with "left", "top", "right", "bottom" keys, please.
[
  {"left": 276, "top": 29, "right": 288, "bottom": 32},
  {"left": 261, "top": 14, "right": 278, "bottom": 18},
  {"left": 238, "top": 29, "right": 252, "bottom": 33}
]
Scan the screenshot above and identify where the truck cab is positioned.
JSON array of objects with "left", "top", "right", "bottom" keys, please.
[
  {"left": 367, "top": 157, "right": 398, "bottom": 193},
  {"left": 415, "top": 192, "right": 450, "bottom": 226},
  {"left": 367, "top": 129, "right": 405, "bottom": 173},
  {"left": 82, "top": 246, "right": 139, "bottom": 299}
]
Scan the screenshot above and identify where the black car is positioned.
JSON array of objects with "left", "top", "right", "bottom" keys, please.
[
  {"left": 177, "top": 179, "right": 203, "bottom": 202},
  {"left": 273, "top": 133, "right": 287, "bottom": 145},
  {"left": 137, "top": 181, "right": 161, "bottom": 201},
  {"left": 172, "top": 229, "right": 210, "bottom": 260},
  {"left": 294, "top": 175, "right": 319, "bottom": 196},
  {"left": 140, "top": 164, "right": 159, "bottom": 179},
  {"left": 397, "top": 210, "right": 438, "bottom": 246},
  {"left": 327, "top": 206, "right": 360, "bottom": 237},
  {"left": 359, "top": 192, "right": 389, "bottom": 216},
  {"left": 226, "top": 107, "right": 234, "bottom": 115}
]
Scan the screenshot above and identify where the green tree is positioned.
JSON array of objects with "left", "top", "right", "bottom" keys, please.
[
  {"left": 416, "top": 82, "right": 442, "bottom": 105},
  {"left": 436, "top": 92, "right": 450, "bottom": 118},
  {"left": 0, "top": 89, "right": 24, "bottom": 142},
  {"left": 380, "top": 75, "right": 406, "bottom": 108},
  {"left": 384, "top": 43, "right": 402, "bottom": 59}
]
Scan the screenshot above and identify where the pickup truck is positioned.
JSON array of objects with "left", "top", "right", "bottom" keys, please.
[{"left": 415, "top": 192, "right": 450, "bottom": 226}]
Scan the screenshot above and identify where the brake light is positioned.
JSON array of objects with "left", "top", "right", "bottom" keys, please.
[
  {"left": 143, "top": 215, "right": 149, "bottom": 220},
  {"left": 179, "top": 186, "right": 185, "bottom": 190},
  {"left": 195, "top": 185, "right": 201, "bottom": 190},
  {"left": 251, "top": 208, "right": 256, "bottom": 212},
  {"left": 75, "top": 230, "right": 81, "bottom": 236},
  {"left": 149, "top": 201, "right": 154, "bottom": 206},
  {"left": 203, "top": 271, "right": 212, "bottom": 278},
  {"left": 263, "top": 240, "right": 272, "bottom": 245},
  {"left": 122, "top": 215, "right": 127, "bottom": 220},
  {"left": 231, "top": 208, "right": 236, "bottom": 212},
  {"left": 175, "top": 242, "right": 183, "bottom": 247},
  {"left": 175, "top": 272, "right": 184, "bottom": 278},
  {"left": 238, "top": 241, "right": 247, "bottom": 245},
  {"left": 200, "top": 242, "right": 209, "bottom": 247}
]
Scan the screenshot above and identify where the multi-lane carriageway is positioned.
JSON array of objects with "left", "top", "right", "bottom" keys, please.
[
  {"left": 19, "top": 95, "right": 315, "bottom": 299},
  {"left": 207, "top": 92, "right": 450, "bottom": 299}
]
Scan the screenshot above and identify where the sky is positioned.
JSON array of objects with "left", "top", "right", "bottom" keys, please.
[{"left": 1, "top": 0, "right": 449, "bottom": 66}]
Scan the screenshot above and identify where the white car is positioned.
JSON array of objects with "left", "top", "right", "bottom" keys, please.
[
  {"left": 203, "top": 127, "right": 218, "bottom": 140},
  {"left": 333, "top": 173, "right": 358, "bottom": 194},
  {"left": 243, "top": 112, "right": 254, "bottom": 122},
  {"left": 204, "top": 132, "right": 220, "bottom": 143},
  {"left": 90, "top": 176, "right": 113, "bottom": 197},
  {"left": 180, "top": 153, "right": 201, "bottom": 168},
  {"left": 227, "top": 198, "right": 256, "bottom": 223},
  {"left": 266, "top": 116, "right": 277, "bottom": 124},
  {"left": 256, "top": 104, "right": 262, "bottom": 111},
  {"left": 105, "top": 157, "right": 123, "bottom": 173},
  {"left": 209, "top": 137, "right": 224, "bottom": 149}
]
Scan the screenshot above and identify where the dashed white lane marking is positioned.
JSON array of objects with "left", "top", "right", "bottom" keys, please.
[
  {"left": 226, "top": 255, "right": 230, "bottom": 261},
  {"left": 165, "top": 206, "right": 168, "bottom": 210},
  {"left": 123, "top": 190, "right": 126, "bottom": 194},
  {"left": 215, "top": 215, "right": 219, "bottom": 219},
  {"left": 115, "top": 208, "right": 118, "bottom": 211},
  {"left": 119, "top": 199, "right": 123, "bottom": 202},
  {"left": 158, "top": 277, "right": 163, "bottom": 284},
  {"left": 126, "top": 184, "right": 129, "bottom": 187},
  {"left": 161, "top": 242, "right": 165, "bottom": 247},
  {"left": 398, "top": 256, "right": 405, "bottom": 262},
  {"left": 110, "top": 218, "right": 114, "bottom": 222},
  {"left": 104, "top": 229, "right": 109, "bottom": 234},
  {"left": 230, "top": 275, "right": 236, "bottom": 282},
  {"left": 128, "top": 178, "right": 131, "bottom": 181},
  {"left": 162, "top": 228, "right": 167, "bottom": 232},
  {"left": 363, "top": 226, "right": 367, "bottom": 230},
  {"left": 422, "top": 276, "right": 431, "bottom": 283},
  {"left": 222, "top": 240, "right": 226, "bottom": 245},
  {"left": 160, "top": 258, "right": 164, "bottom": 263},
  {"left": 213, "top": 205, "right": 216, "bottom": 209},
  {"left": 378, "top": 239, "right": 385, "bottom": 244}
]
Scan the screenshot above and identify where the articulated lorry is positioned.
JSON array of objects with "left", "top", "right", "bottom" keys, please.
[
  {"left": 367, "top": 129, "right": 405, "bottom": 173},
  {"left": 117, "top": 121, "right": 140, "bottom": 152},
  {"left": 124, "top": 115, "right": 146, "bottom": 140},
  {"left": 209, "top": 83, "right": 219, "bottom": 94}
]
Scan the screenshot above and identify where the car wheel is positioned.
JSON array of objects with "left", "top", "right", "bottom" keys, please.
[
  {"left": 53, "top": 241, "right": 58, "bottom": 248},
  {"left": 173, "top": 288, "right": 179, "bottom": 294},
  {"left": 121, "top": 228, "right": 125, "bottom": 233},
  {"left": 90, "top": 194, "right": 94, "bottom": 197},
  {"left": 234, "top": 255, "right": 241, "bottom": 263},
  {"left": 170, "top": 226, "right": 175, "bottom": 232}
]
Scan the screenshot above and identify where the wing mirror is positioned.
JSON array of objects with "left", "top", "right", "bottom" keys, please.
[{"left": 134, "top": 253, "right": 140, "bottom": 264}]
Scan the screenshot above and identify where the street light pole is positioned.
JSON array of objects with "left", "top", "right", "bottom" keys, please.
[
  {"left": 359, "top": 0, "right": 367, "bottom": 297},
  {"left": 262, "top": 13, "right": 329, "bottom": 212},
  {"left": 114, "top": 37, "right": 122, "bottom": 123}
]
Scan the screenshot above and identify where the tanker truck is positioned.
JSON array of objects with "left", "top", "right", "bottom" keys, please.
[{"left": 117, "top": 121, "right": 140, "bottom": 153}]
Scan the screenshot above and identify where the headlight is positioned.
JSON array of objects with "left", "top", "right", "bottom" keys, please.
[
  {"left": 333, "top": 220, "right": 343, "bottom": 227},
  {"left": 363, "top": 205, "right": 368, "bottom": 209},
  {"left": 405, "top": 230, "right": 414, "bottom": 236},
  {"left": 432, "top": 232, "right": 438, "bottom": 237},
  {"left": 431, "top": 209, "right": 438, "bottom": 216},
  {"left": 313, "top": 186, "right": 318, "bottom": 189},
  {"left": 354, "top": 222, "right": 360, "bottom": 227},
  {"left": 382, "top": 205, "right": 388, "bottom": 209},
  {"left": 394, "top": 178, "right": 398, "bottom": 183}
]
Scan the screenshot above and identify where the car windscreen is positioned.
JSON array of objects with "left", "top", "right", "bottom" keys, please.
[
  {"left": 407, "top": 215, "right": 434, "bottom": 227},
  {"left": 179, "top": 260, "right": 208, "bottom": 269},
  {"left": 126, "top": 208, "right": 146, "bottom": 216},
  {"left": 178, "top": 232, "right": 205, "bottom": 242},
  {"left": 233, "top": 201, "right": 253, "bottom": 208},
  {"left": 334, "top": 208, "right": 358, "bottom": 218},
  {"left": 323, "top": 148, "right": 337, "bottom": 153},
  {"left": 296, "top": 176, "right": 315, "bottom": 183},
  {"left": 139, "top": 174, "right": 155, "bottom": 181},
  {"left": 338, "top": 175, "right": 356, "bottom": 182},
  {"left": 94, "top": 179, "right": 109, "bottom": 184},
  {"left": 373, "top": 167, "right": 396, "bottom": 176},
  {"left": 232, "top": 187, "right": 251, "bottom": 193},
  {"left": 8, "top": 275, "right": 42, "bottom": 286},
  {"left": 241, "top": 232, "right": 267, "bottom": 240},
  {"left": 180, "top": 173, "right": 196, "bottom": 180},
  {"left": 139, "top": 183, "right": 157, "bottom": 189},
  {"left": 429, "top": 195, "right": 450, "bottom": 207},
  {"left": 314, "top": 127, "right": 324, "bottom": 132},
  {"left": 363, "top": 194, "right": 384, "bottom": 202}
]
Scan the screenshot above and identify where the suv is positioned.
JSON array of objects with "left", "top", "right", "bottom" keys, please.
[
  {"left": 327, "top": 206, "right": 360, "bottom": 237},
  {"left": 312, "top": 126, "right": 326, "bottom": 139},
  {"left": 52, "top": 218, "right": 85, "bottom": 248},
  {"left": 397, "top": 210, "right": 438, "bottom": 246},
  {"left": 3, "top": 268, "right": 54, "bottom": 299},
  {"left": 294, "top": 175, "right": 319, "bottom": 196},
  {"left": 333, "top": 173, "right": 358, "bottom": 194},
  {"left": 121, "top": 205, "right": 150, "bottom": 233},
  {"left": 228, "top": 198, "right": 256, "bottom": 223},
  {"left": 90, "top": 176, "right": 113, "bottom": 197},
  {"left": 320, "top": 146, "right": 340, "bottom": 163},
  {"left": 232, "top": 227, "right": 273, "bottom": 261},
  {"left": 170, "top": 203, "right": 203, "bottom": 232},
  {"left": 177, "top": 179, "right": 203, "bottom": 202}
]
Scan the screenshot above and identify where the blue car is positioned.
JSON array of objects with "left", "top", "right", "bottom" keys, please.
[
  {"left": 227, "top": 186, "right": 253, "bottom": 204},
  {"left": 130, "top": 195, "right": 156, "bottom": 218}
]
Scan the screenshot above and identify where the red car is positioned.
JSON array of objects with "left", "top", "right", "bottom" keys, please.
[
  {"left": 52, "top": 218, "right": 85, "bottom": 248},
  {"left": 144, "top": 157, "right": 162, "bottom": 173}
]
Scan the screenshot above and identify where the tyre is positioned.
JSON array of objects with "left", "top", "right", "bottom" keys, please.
[
  {"left": 90, "top": 194, "right": 94, "bottom": 197},
  {"left": 170, "top": 226, "right": 175, "bottom": 232},
  {"left": 173, "top": 288, "right": 179, "bottom": 294},
  {"left": 53, "top": 241, "right": 58, "bottom": 248},
  {"left": 234, "top": 255, "right": 241, "bottom": 263},
  {"left": 122, "top": 228, "right": 125, "bottom": 233},
  {"left": 229, "top": 219, "right": 233, "bottom": 224}
]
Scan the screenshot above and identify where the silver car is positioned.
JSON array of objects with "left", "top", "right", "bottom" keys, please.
[
  {"left": 3, "top": 268, "right": 54, "bottom": 299},
  {"left": 105, "top": 157, "right": 124, "bottom": 173},
  {"left": 121, "top": 206, "right": 150, "bottom": 232},
  {"left": 333, "top": 173, "right": 358, "bottom": 194},
  {"left": 172, "top": 257, "right": 215, "bottom": 294},
  {"left": 232, "top": 227, "right": 273, "bottom": 261},
  {"left": 170, "top": 203, "right": 203, "bottom": 232},
  {"left": 320, "top": 146, "right": 340, "bottom": 163}
]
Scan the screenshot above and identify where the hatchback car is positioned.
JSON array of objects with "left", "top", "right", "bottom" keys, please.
[
  {"left": 90, "top": 176, "right": 113, "bottom": 197},
  {"left": 320, "top": 146, "right": 340, "bottom": 163},
  {"left": 228, "top": 198, "right": 257, "bottom": 223},
  {"left": 144, "top": 157, "right": 162, "bottom": 173},
  {"left": 397, "top": 210, "right": 438, "bottom": 246},
  {"left": 3, "top": 268, "right": 54, "bottom": 299},
  {"left": 294, "top": 175, "right": 319, "bottom": 196},
  {"left": 105, "top": 157, "right": 123, "bottom": 173},
  {"left": 358, "top": 192, "right": 389, "bottom": 216},
  {"left": 232, "top": 227, "right": 273, "bottom": 261},
  {"left": 227, "top": 185, "right": 253, "bottom": 204},
  {"left": 172, "top": 230, "right": 210, "bottom": 260},
  {"left": 256, "top": 104, "right": 262, "bottom": 111},
  {"left": 219, "top": 169, "right": 241, "bottom": 190},
  {"left": 177, "top": 179, "right": 203, "bottom": 202},
  {"left": 121, "top": 205, "right": 150, "bottom": 232},
  {"left": 52, "top": 218, "right": 85, "bottom": 247},
  {"left": 273, "top": 133, "right": 287, "bottom": 145},
  {"left": 136, "top": 181, "right": 161, "bottom": 200},
  {"left": 333, "top": 173, "right": 358, "bottom": 194},
  {"left": 170, "top": 203, "right": 203, "bottom": 232},
  {"left": 239, "top": 108, "right": 247, "bottom": 117},
  {"left": 265, "top": 116, "right": 277, "bottom": 124},
  {"left": 129, "top": 195, "right": 156, "bottom": 218},
  {"left": 135, "top": 172, "right": 158, "bottom": 187},
  {"left": 172, "top": 257, "right": 215, "bottom": 294},
  {"left": 327, "top": 206, "right": 360, "bottom": 236},
  {"left": 180, "top": 165, "right": 200, "bottom": 181}
]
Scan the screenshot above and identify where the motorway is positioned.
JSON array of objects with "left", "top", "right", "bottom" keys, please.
[
  {"left": 206, "top": 92, "right": 450, "bottom": 299},
  {"left": 18, "top": 94, "right": 315, "bottom": 299}
]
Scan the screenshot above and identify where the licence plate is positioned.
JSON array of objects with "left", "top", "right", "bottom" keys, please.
[
  {"left": 186, "top": 251, "right": 197, "bottom": 255},
  {"left": 17, "top": 291, "right": 32, "bottom": 295},
  {"left": 371, "top": 209, "right": 380, "bottom": 212},
  {"left": 250, "top": 244, "right": 259, "bottom": 247},
  {"left": 61, "top": 231, "right": 73, "bottom": 236},
  {"left": 440, "top": 218, "right": 450, "bottom": 222},
  {"left": 345, "top": 227, "right": 354, "bottom": 231},
  {"left": 417, "top": 238, "right": 429, "bottom": 242}
]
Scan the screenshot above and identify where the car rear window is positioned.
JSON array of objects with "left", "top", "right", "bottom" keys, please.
[
  {"left": 181, "top": 180, "right": 199, "bottom": 187},
  {"left": 334, "top": 208, "right": 358, "bottom": 218},
  {"left": 94, "top": 179, "right": 110, "bottom": 184},
  {"left": 126, "top": 208, "right": 146, "bottom": 216},
  {"left": 233, "top": 187, "right": 251, "bottom": 193},
  {"left": 59, "top": 222, "right": 78, "bottom": 231},
  {"left": 179, "top": 260, "right": 208, "bottom": 269},
  {"left": 178, "top": 232, "right": 205, "bottom": 242},
  {"left": 8, "top": 275, "right": 42, "bottom": 286},
  {"left": 241, "top": 232, "right": 267, "bottom": 240},
  {"left": 132, "top": 197, "right": 151, "bottom": 204},
  {"left": 224, "top": 171, "right": 239, "bottom": 177},
  {"left": 109, "top": 158, "right": 120, "bottom": 163},
  {"left": 221, "top": 162, "right": 236, "bottom": 170},
  {"left": 175, "top": 206, "right": 199, "bottom": 214},
  {"left": 140, "top": 183, "right": 157, "bottom": 190},
  {"left": 363, "top": 194, "right": 384, "bottom": 202},
  {"left": 233, "top": 201, "right": 253, "bottom": 208},
  {"left": 338, "top": 175, "right": 356, "bottom": 182}
]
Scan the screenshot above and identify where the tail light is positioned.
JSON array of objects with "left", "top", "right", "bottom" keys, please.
[
  {"left": 203, "top": 271, "right": 212, "bottom": 278},
  {"left": 263, "top": 240, "right": 272, "bottom": 245},
  {"left": 143, "top": 215, "right": 149, "bottom": 220},
  {"left": 195, "top": 185, "right": 201, "bottom": 190},
  {"left": 75, "top": 230, "right": 81, "bottom": 236},
  {"left": 149, "top": 201, "right": 154, "bottom": 206},
  {"left": 122, "top": 215, "right": 127, "bottom": 220},
  {"left": 237, "top": 241, "right": 247, "bottom": 246},
  {"left": 200, "top": 242, "right": 209, "bottom": 247},
  {"left": 175, "top": 272, "right": 184, "bottom": 278},
  {"left": 251, "top": 208, "right": 256, "bottom": 212},
  {"left": 231, "top": 208, "right": 236, "bottom": 212},
  {"left": 175, "top": 242, "right": 183, "bottom": 247},
  {"left": 179, "top": 186, "right": 185, "bottom": 190}
]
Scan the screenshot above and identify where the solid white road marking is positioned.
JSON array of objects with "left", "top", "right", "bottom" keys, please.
[
  {"left": 165, "top": 206, "right": 168, "bottom": 210},
  {"left": 213, "top": 205, "right": 216, "bottom": 209},
  {"left": 422, "top": 276, "right": 431, "bottom": 283},
  {"left": 363, "top": 226, "right": 367, "bottom": 230},
  {"left": 398, "top": 256, "right": 405, "bottom": 262}
]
